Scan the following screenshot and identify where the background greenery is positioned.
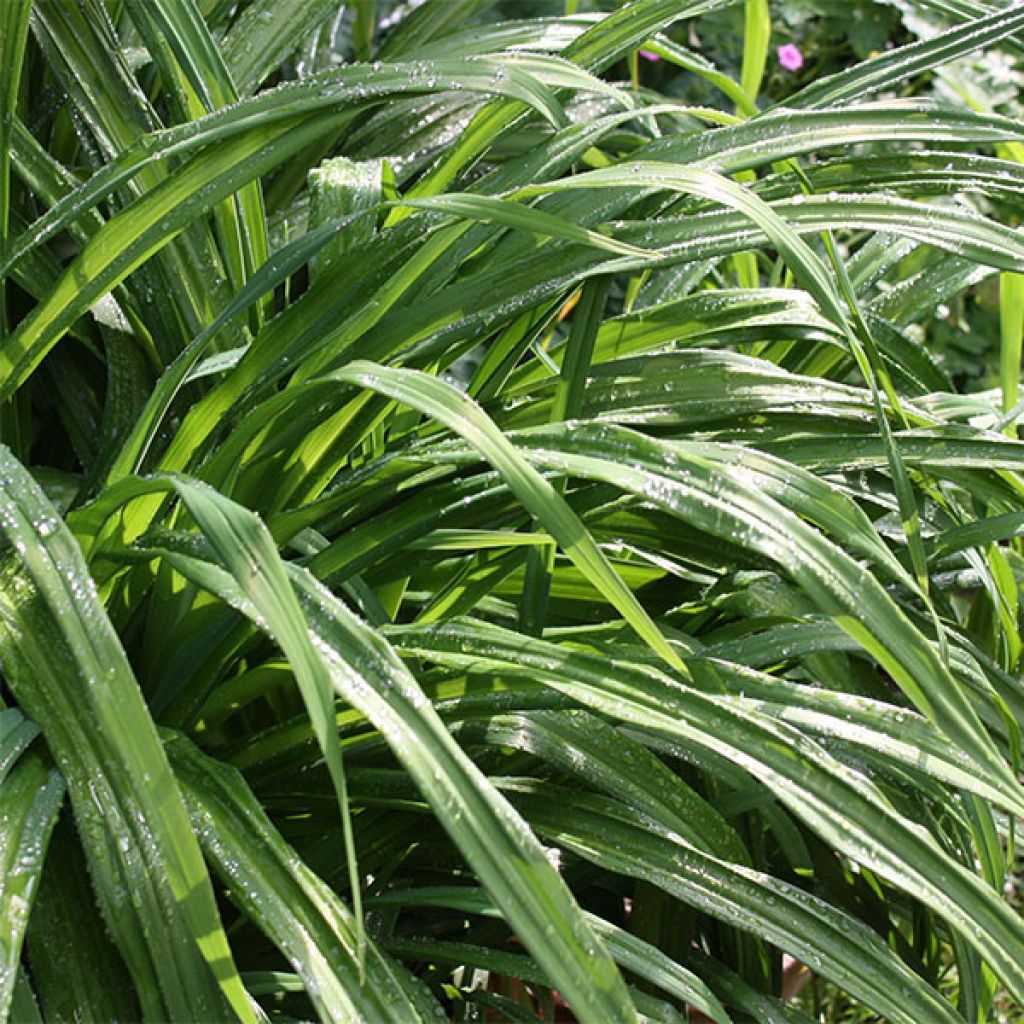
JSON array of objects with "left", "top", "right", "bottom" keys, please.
[{"left": 2, "top": 0, "right": 1024, "bottom": 1021}]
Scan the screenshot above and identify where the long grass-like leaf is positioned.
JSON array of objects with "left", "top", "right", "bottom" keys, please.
[{"left": 0, "top": 448, "right": 252, "bottom": 1023}]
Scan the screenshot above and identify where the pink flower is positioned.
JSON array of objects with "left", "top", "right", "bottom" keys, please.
[
  {"left": 638, "top": 49, "right": 660, "bottom": 62},
  {"left": 777, "top": 43, "right": 803, "bottom": 71}
]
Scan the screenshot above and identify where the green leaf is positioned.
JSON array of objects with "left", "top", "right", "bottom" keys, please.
[
  {"left": 395, "top": 618, "right": 1024, "bottom": 1008},
  {"left": 739, "top": 0, "right": 770, "bottom": 104},
  {"left": 788, "top": 6, "right": 1024, "bottom": 109},
  {"left": 0, "top": 0, "right": 31, "bottom": 276},
  {"left": 25, "top": 818, "right": 140, "bottom": 1024},
  {"left": 107, "top": 476, "right": 640, "bottom": 1024},
  {"left": 0, "top": 752, "right": 63, "bottom": 1023},
  {"left": 165, "top": 731, "right": 443, "bottom": 1023},
  {"left": 335, "top": 361, "right": 685, "bottom": 672},
  {"left": 0, "top": 448, "right": 253, "bottom": 1023},
  {"left": 370, "top": 886, "right": 733, "bottom": 1024},
  {"left": 1000, "top": 272, "right": 1024, "bottom": 431}
]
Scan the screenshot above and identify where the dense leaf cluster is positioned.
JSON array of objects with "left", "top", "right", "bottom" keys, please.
[{"left": 1, "top": 1, "right": 1023, "bottom": 1022}]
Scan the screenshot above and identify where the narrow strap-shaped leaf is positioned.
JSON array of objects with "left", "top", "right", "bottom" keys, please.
[
  {"left": 127, "top": 0, "right": 269, "bottom": 312},
  {"left": 107, "top": 209, "right": 376, "bottom": 484},
  {"left": 0, "top": 56, "right": 590, "bottom": 402},
  {"left": 564, "top": 0, "right": 738, "bottom": 72},
  {"left": 0, "top": 0, "right": 30, "bottom": 261},
  {"left": 0, "top": 0, "right": 30, "bottom": 354},
  {"left": 0, "top": 448, "right": 253, "bottom": 1023},
  {"left": 789, "top": 170, "right": 936, "bottom": 617},
  {"left": 787, "top": 5, "right": 1024, "bottom": 109},
  {"left": 112, "top": 479, "right": 638, "bottom": 1024},
  {"left": 371, "top": 886, "right": 733, "bottom": 1024},
  {"left": 394, "top": 0, "right": 733, "bottom": 211},
  {"left": 0, "top": 753, "right": 63, "bottom": 1023},
  {"left": 25, "top": 818, "right": 140, "bottom": 1024},
  {"left": 647, "top": 103, "right": 1024, "bottom": 174},
  {"left": 0, "top": 708, "right": 37, "bottom": 787},
  {"left": 395, "top": 194, "right": 651, "bottom": 259},
  {"left": 688, "top": 950, "right": 813, "bottom": 1024},
  {"left": 379, "top": 0, "right": 493, "bottom": 59},
  {"left": 454, "top": 708, "right": 750, "bottom": 864},
  {"left": 515, "top": 161, "right": 857, "bottom": 332},
  {"left": 165, "top": 731, "right": 443, "bottom": 1023},
  {"left": 689, "top": 657, "right": 1018, "bottom": 808},
  {"left": 222, "top": 0, "right": 341, "bottom": 95},
  {"left": 168, "top": 476, "right": 365, "bottom": 966},
  {"left": 360, "top": 765, "right": 958, "bottom": 1024},
  {"left": 131, "top": 0, "right": 239, "bottom": 114},
  {"left": 309, "top": 158, "right": 384, "bottom": 281},
  {"left": 30, "top": 0, "right": 246, "bottom": 367},
  {"left": 507, "top": 423, "right": 1022, "bottom": 803},
  {"left": 335, "top": 361, "right": 685, "bottom": 672},
  {"left": 1001, "top": 272, "right": 1024, "bottom": 434},
  {"left": 377, "top": 935, "right": 677, "bottom": 1022},
  {"left": 523, "top": 277, "right": 610, "bottom": 634},
  {"left": 1, "top": 52, "right": 586, "bottom": 282},
  {"left": 739, "top": 0, "right": 770, "bottom": 105},
  {"left": 350, "top": 0, "right": 377, "bottom": 61},
  {"left": 508, "top": 793, "right": 901, "bottom": 1020},
  {"left": 395, "top": 620, "right": 1024, "bottom": 1006}
]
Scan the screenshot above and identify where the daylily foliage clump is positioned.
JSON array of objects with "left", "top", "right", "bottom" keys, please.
[{"left": 1, "top": 0, "right": 1024, "bottom": 1022}]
